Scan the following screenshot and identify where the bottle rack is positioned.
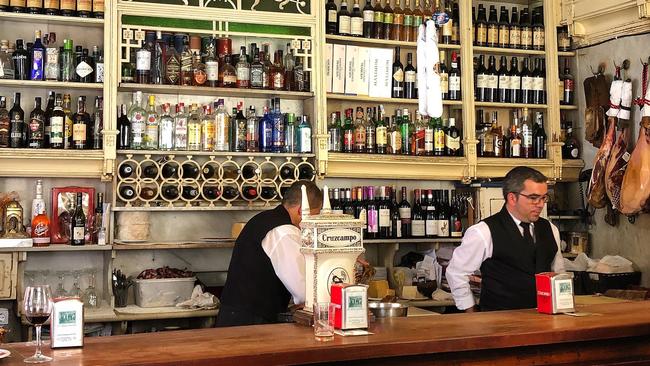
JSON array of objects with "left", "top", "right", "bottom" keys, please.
[{"left": 113, "top": 152, "right": 316, "bottom": 210}]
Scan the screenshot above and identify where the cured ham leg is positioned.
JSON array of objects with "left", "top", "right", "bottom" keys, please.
[
  {"left": 605, "top": 125, "right": 630, "bottom": 211},
  {"left": 587, "top": 117, "right": 616, "bottom": 208},
  {"left": 620, "top": 117, "right": 650, "bottom": 215}
]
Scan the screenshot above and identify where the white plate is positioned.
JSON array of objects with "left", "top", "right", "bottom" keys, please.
[
  {"left": 0, "top": 349, "right": 11, "bottom": 359},
  {"left": 115, "top": 239, "right": 148, "bottom": 244}
]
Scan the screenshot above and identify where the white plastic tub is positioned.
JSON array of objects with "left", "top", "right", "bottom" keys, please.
[{"left": 133, "top": 277, "right": 196, "bottom": 308}]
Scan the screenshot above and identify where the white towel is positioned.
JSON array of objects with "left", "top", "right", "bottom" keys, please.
[
  {"left": 619, "top": 81, "right": 633, "bottom": 120},
  {"left": 424, "top": 20, "right": 443, "bottom": 118},
  {"left": 416, "top": 24, "right": 428, "bottom": 117},
  {"left": 606, "top": 80, "right": 623, "bottom": 118}
]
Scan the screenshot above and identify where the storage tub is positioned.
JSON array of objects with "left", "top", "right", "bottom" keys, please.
[{"left": 133, "top": 277, "right": 196, "bottom": 307}]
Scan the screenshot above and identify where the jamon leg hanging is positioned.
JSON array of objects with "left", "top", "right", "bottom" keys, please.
[{"left": 587, "top": 117, "right": 617, "bottom": 208}]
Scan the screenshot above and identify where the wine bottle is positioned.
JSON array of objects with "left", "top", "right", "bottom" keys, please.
[
  {"left": 182, "top": 185, "right": 199, "bottom": 200},
  {"left": 497, "top": 56, "right": 509, "bottom": 103},
  {"left": 439, "top": 51, "right": 449, "bottom": 100},
  {"left": 162, "top": 185, "right": 180, "bottom": 200},
  {"left": 448, "top": 51, "right": 461, "bottom": 101},
  {"left": 382, "top": 0, "right": 394, "bottom": 41},
  {"left": 533, "top": 111, "right": 546, "bottom": 159},
  {"left": 161, "top": 163, "right": 178, "bottom": 179},
  {"left": 140, "top": 186, "right": 157, "bottom": 200},
  {"left": 118, "top": 163, "right": 135, "bottom": 179},
  {"left": 437, "top": 190, "right": 450, "bottom": 237},
  {"left": 350, "top": 0, "right": 364, "bottom": 37},
  {"left": 404, "top": 52, "right": 417, "bottom": 99},
  {"left": 242, "top": 185, "right": 259, "bottom": 200},
  {"left": 485, "top": 55, "right": 498, "bottom": 102},
  {"left": 486, "top": 5, "right": 498, "bottom": 48},
  {"left": 391, "top": 47, "right": 404, "bottom": 98},
  {"left": 475, "top": 55, "right": 488, "bottom": 102},
  {"left": 363, "top": 0, "right": 375, "bottom": 38},
  {"left": 120, "top": 185, "right": 136, "bottom": 200},
  {"left": 337, "top": 1, "right": 351, "bottom": 36},
  {"left": 520, "top": 58, "right": 534, "bottom": 104},
  {"left": 445, "top": 117, "right": 461, "bottom": 156},
  {"left": 474, "top": 4, "right": 487, "bottom": 46},
  {"left": 141, "top": 164, "right": 158, "bottom": 179},
  {"left": 398, "top": 187, "right": 411, "bottom": 238},
  {"left": 509, "top": 7, "right": 521, "bottom": 49},
  {"left": 424, "top": 190, "right": 437, "bottom": 238},
  {"left": 298, "top": 164, "right": 315, "bottom": 180},
  {"left": 378, "top": 186, "right": 391, "bottom": 238},
  {"left": 411, "top": 189, "right": 425, "bottom": 237},
  {"left": 532, "top": 58, "right": 546, "bottom": 105},
  {"left": 497, "top": 6, "right": 510, "bottom": 48},
  {"left": 203, "top": 186, "right": 220, "bottom": 200},
  {"left": 532, "top": 8, "right": 545, "bottom": 51},
  {"left": 366, "top": 186, "right": 379, "bottom": 239},
  {"left": 71, "top": 192, "right": 86, "bottom": 245},
  {"left": 520, "top": 8, "right": 532, "bottom": 50},
  {"left": 325, "top": 0, "right": 338, "bottom": 35},
  {"left": 509, "top": 57, "right": 522, "bottom": 103},
  {"left": 562, "top": 59, "right": 575, "bottom": 105},
  {"left": 181, "top": 163, "right": 200, "bottom": 179}
]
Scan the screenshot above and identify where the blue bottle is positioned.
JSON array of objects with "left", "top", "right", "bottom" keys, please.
[
  {"left": 258, "top": 100, "right": 273, "bottom": 153},
  {"left": 271, "top": 97, "right": 285, "bottom": 153},
  {"left": 30, "top": 30, "right": 45, "bottom": 81}
]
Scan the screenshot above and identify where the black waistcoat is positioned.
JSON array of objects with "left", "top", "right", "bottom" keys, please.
[
  {"left": 479, "top": 206, "right": 557, "bottom": 311},
  {"left": 219, "top": 205, "right": 293, "bottom": 322}
]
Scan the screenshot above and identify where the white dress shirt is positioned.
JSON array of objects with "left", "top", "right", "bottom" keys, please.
[
  {"left": 446, "top": 212, "right": 565, "bottom": 310},
  {"left": 261, "top": 224, "right": 306, "bottom": 304}
]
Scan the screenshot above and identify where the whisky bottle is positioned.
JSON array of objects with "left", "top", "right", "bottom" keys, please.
[
  {"left": 180, "top": 36, "right": 193, "bottom": 86},
  {"left": 164, "top": 38, "right": 181, "bottom": 85},
  {"left": 221, "top": 54, "right": 236, "bottom": 88},
  {"left": 236, "top": 46, "right": 250, "bottom": 88},
  {"left": 27, "top": 97, "right": 45, "bottom": 148},
  {"left": 191, "top": 52, "right": 207, "bottom": 87},
  {"left": 250, "top": 51, "right": 264, "bottom": 89},
  {"left": 71, "top": 193, "right": 86, "bottom": 246},
  {"left": 271, "top": 51, "right": 285, "bottom": 91}
]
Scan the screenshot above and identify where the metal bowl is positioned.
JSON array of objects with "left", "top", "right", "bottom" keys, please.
[{"left": 368, "top": 302, "right": 408, "bottom": 318}]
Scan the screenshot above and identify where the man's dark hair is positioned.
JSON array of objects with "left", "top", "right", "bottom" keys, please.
[
  {"left": 282, "top": 180, "right": 323, "bottom": 209},
  {"left": 502, "top": 166, "right": 547, "bottom": 200}
]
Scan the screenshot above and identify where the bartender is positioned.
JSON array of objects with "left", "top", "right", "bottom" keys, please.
[
  {"left": 216, "top": 180, "right": 323, "bottom": 327},
  {"left": 446, "top": 167, "right": 565, "bottom": 312}
]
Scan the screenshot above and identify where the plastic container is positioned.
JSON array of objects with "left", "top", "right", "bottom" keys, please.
[
  {"left": 588, "top": 272, "right": 641, "bottom": 294},
  {"left": 133, "top": 277, "right": 196, "bottom": 307}
]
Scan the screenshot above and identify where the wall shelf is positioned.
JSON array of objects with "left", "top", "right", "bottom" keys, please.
[
  {"left": 558, "top": 51, "right": 577, "bottom": 57},
  {"left": 0, "top": 149, "right": 104, "bottom": 178},
  {"left": 476, "top": 158, "right": 555, "bottom": 178},
  {"left": 365, "top": 238, "right": 462, "bottom": 245},
  {"left": 117, "top": 150, "right": 315, "bottom": 158},
  {"left": 326, "top": 153, "right": 468, "bottom": 180},
  {"left": 112, "top": 204, "right": 277, "bottom": 212},
  {"left": 0, "top": 245, "right": 112, "bottom": 252},
  {"left": 473, "top": 46, "right": 546, "bottom": 56},
  {"left": 474, "top": 101, "right": 548, "bottom": 109},
  {"left": 0, "top": 12, "right": 104, "bottom": 27},
  {"left": 0, "top": 79, "right": 103, "bottom": 90},
  {"left": 325, "top": 34, "right": 461, "bottom": 50},
  {"left": 118, "top": 83, "right": 314, "bottom": 100},
  {"left": 559, "top": 159, "right": 586, "bottom": 181},
  {"left": 560, "top": 105, "right": 579, "bottom": 110},
  {"left": 326, "top": 94, "right": 463, "bottom": 106},
  {"left": 548, "top": 215, "right": 582, "bottom": 220},
  {"left": 113, "top": 241, "right": 235, "bottom": 250}
]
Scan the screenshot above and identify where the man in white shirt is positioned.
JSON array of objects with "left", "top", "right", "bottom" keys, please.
[
  {"left": 446, "top": 167, "right": 565, "bottom": 312},
  {"left": 216, "top": 181, "right": 322, "bottom": 326}
]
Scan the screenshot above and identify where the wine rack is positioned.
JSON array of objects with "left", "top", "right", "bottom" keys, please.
[{"left": 113, "top": 152, "right": 316, "bottom": 209}]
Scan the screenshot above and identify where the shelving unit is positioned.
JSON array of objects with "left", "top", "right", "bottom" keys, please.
[
  {"left": 560, "top": 105, "right": 579, "bottom": 110},
  {"left": 0, "top": 12, "right": 104, "bottom": 27},
  {"left": 327, "top": 94, "right": 463, "bottom": 106},
  {"left": 113, "top": 241, "right": 235, "bottom": 250},
  {"left": 118, "top": 83, "right": 314, "bottom": 100},
  {"left": 0, "top": 245, "right": 112, "bottom": 252},
  {"left": 112, "top": 205, "right": 276, "bottom": 212},
  {"left": 472, "top": 46, "right": 546, "bottom": 56},
  {"left": 116, "top": 150, "right": 315, "bottom": 158},
  {"left": 0, "top": 80, "right": 104, "bottom": 90},
  {"left": 474, "top": 101, "right": 548, "bottom": 109},
  {"left": 325, "top": 34, "right": 461, "bottom": 50}
]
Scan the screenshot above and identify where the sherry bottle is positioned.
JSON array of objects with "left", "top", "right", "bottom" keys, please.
[{"left": 71, "top": 192, "right": 86, "bottom": 246}]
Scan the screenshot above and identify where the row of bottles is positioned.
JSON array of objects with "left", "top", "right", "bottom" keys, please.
[
  {"left": 328, "top": 105, "right": 462, "bottom": 156},
  {"left": 560, "top": 113, "right": 580, "bottom": 159},
  {"left": 326, "top": 0, "right": 459, "bottom": 45},
  {"left": 0, "top": 0, "right": 104, "bottom": 18},
  {"left": 474, "top": 55, "right": 546, "bottom": 105},
  {"left": 330, "top": 186, "right": 468, "bottom": 239},
  {"left": 117, "top": 181, "right": 285, "bottom": 204},
  {"left": 0, "top": 92, "right": 103, "bottom": 149},
  {"left": 476, "top": 108, "right": 546, "bottom": 159},
  {"left": 473, "top": 4, "right": 544, "bottom": 50},
  {"left": 117, "top": 92, "right": 312, "bottom": 153},
  {"left": 125, "top": 32, "right": 309, "bottom": 92},
  {"left": 0, "top": 32, "right": 103, "bottom": 82},
  {"left": 389, "top": 47, "right": 460, "bottom": 100}
]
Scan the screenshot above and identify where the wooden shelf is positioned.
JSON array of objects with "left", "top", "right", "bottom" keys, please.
[
  {"left": 473, "top": 46, "right": 546, "bottom": 56},
  {"left": 559, "top": 159, "right": 586, "bottom": 181},
  {"left": 326, "top": 153, "right": 468, "bottom": 180},
  {"left": 2, "top": 245, "right": 112, "bottom": 252},
  {"left": 365, "top": 238, "right": 462, "bottom": 244},
  {"left": 325, "top": 34, "right": 461, "bottom": 50},
  {"left": 476, "top": 158, "right": 554, "bottom": 179},
  {"left": 326, "top": 94, "right": 463, "bottom": 106},
  {"left": 0, "top": 149, "right": 104, "bottom": 178},
  {"left": 117, "top": 150, "right": 315, "bottom": 158},
  {"left": 560, "top": 105, "right": 579, "bottom": 110},
  {"left": 113, "top": 240, "right": 235, "bottom": 250},
  {"left": 0, "top": 12, "right": 104, "bottom": 27},
  {"left": 118, "top": 83, "right": 314, "bottom": 100},
  {"left": 474, "top": 101, "right": 548, "bottom": 109},
  {"left": 0, "top": 79, "right": 103, "bottom": 90},
  {"left": 558, "top": 51, "right": 577, "bottom": 57},
  {"left": 112, "top": 204, "right": 278, "bottom": 212}
]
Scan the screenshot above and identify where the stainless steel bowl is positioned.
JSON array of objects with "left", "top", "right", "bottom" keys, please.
[{"left": 368, "top": 302, "right": 408, "bottom": 318}]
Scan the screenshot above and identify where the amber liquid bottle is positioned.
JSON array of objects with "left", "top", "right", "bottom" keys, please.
[
  {"left": 372, "top": 0, "right": 385, "bottom": 39},
  {"left": 392, "top": 0, "right": 404, "bottom": 41},
  {"left": 382, "top": 0, "right": 394, "bottom": 40},
  {"left": 412, "top": 0, "right": 424, "bottom": 42}
]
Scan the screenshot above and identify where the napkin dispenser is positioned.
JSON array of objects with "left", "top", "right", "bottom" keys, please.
[
  {"left": 535, "top": 272, "right": 575, "bottom": 314},
  {"left": 330, "top": 283, "right": 368, "bottom": 330}
]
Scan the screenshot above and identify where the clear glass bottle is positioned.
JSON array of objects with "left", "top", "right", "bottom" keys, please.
[
  {"left": 60, "top": 39, "right": 75, "bottom": 82},
  {"left": 236, "top": 46, "right": 250, "bottom": 88},
  {"left": 0, "top": 40, "right": 14, "bottom": 79},
  {"left": 136, "top": 32, "right": 153, "bottom": 84},
  {"left": 328, "top": 111, "right": 341, "bottom": 152},
  {"left": 173, "top": 103, "right": 188, "bottom": 150},
  {"left": 296, "top": 115, "right": 312, "bottom": 153},
  {"left": 259, "top": 104, "right": 273, "bottom": 152},
  {"left": 284, "top": 112, "right": 296, "bottom": 153},
  {"left": 187, "top": 103, "right": 201, "bottom": 151},
  {"left": 159, "top": 103, "right": 174, "bottom": 151},
  {"left": 245, "top": 106, "right": 259, "bottom": 152},
  {"left": 201, "top": 104, "right": 215, "bottom": 151},
  {"left": 128, "top": 91, "right": 146, "bottom": 149},
  {"left": 143, "top": 95, "right": 159, "bottom": 150},
  {"left": 283, "top": 43, "right": 295, "bottom": 91},
  {"left": 91, "top": 96, "right": 102, "bottom": 149},
  {"left": 214, "top": 99, "right": 230, "bottom": 152}
]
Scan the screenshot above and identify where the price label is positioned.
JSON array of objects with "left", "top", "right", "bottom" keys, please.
[
  {"left": 123, "top": 29, "right": 133, "bottom": 41},
  {"left": 291, "top": 39, "right": 302, "bottom": 50},
  {"left": 301, "top": 40, "right": 311, "bottom": 51},
  {"left": 134, "top": 30, "right": 146, "bottom": 41}
]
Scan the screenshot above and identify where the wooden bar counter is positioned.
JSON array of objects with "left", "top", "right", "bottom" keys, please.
[{"left": 2, "top": 301, "right": 650, "bottom": 366}]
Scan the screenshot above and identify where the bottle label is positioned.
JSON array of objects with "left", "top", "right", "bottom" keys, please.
[
  {"left": 443, "top": 19, "right": 453, "bottom": 37},
  {"left": 533, "top": 76, "right": 544, "bottom": 91},
  {"left": 393, "top": 68, "right": 404, "bottom": 82},
  {"left": 425, "top": 219, "right": 437, "bottom": 236},
  {"left": 73, "top": 123, "right": 86, "bottom": 142},
  {"left": 26, "top": 0, "right": 40, "bottom": 7},
  {"left": 363, "top": 9, "right": 374, "bottom": 22},
  {"left": 509, "top": 28, "right": 521, "bottom": 47},
  {"left": 76, "top": 61, "right": 93, "bottom": 78},
  {"left": 434, "top": 129, "right": 445, "bottom": 151},
  {"left": 564, "top": 78, "right": 574, "bottom": 92},
  {"left": 446, "top": 135, "right": 460, "bottom": 150},
  {"left": 73, "top": 226, "right": 85, "bottom": 241},
  {"left": 510, "top": 76, "right": 521, "bottom": 90},
  {"left": 498, "top": 74, "right": 509, "bottom": 90},
  {"left": 484, "top": 74, "right": 497, "bottom": 89},
  {"left": 451, "top": 219, "right": 463, "bottom": 237},
  {"left": 367, "top": 209, "right": 378, "bottom": 233},
  {"left": 522, "top": 76, "right": 533, "bottom": 91},
  {"left": 166, "top": 58, "right": 180, "bottom": 84},
  {"left": 404, "top": 14, "right": 413, "bottom": 27},
  {"left": 533, "top": 29, "right": 545, "bottom": 48},
  {"left": 484, "top": 134, "right": 494, "bottom": 152},
  {"left": 389, "top": 131, "right": 402, "bottom": 153},
  {"left": 136, "top": 51, "right": 151, "bottom": 71},
  {"left": 236, "top": 66, "right": 250, "bottom": 81},
  {"left": 374, "top": 10, "right": 384, "bottom": 23},
  {"left": 449, "top": 75, "right": 461, "bottom": 91},
  {"left": 411, "top": 220, "right": 425, "bottom": 236},
  {"left": 272, "top": 73, "right": 283, "bottom": 89},
  {"left": 60, "top": 0, "right": 74, "bottom": 10},
  {"left": 440, "top": 73, "right": 449, "bottom": 93},
  {"left": 29, "top": 117, "right": 43, "bottom": 141},
  {"left": 95, "top": 62, "right": 104, "bottom": 82},
  {"left": 9, "top": 0, "right": 25, "bottom": 6},
  {"left": 521, "top": 29, "right": 532, "bottom": 47},
  {"left": 393, "top": 13, "right": 404, "bottom": 26},
  {"left": 50, "top": 116, "right": 64, "bottom": 144},
  {"left": 338, "top": 15, "right": 351, "bottom": 34},
  {"left": 424, "top": 127, "right": 434, "bottom": 152},
  {"left": 523, "top": 131, "right": 533, "bottom": 147},
  {"left": 224, "top": 74, "right": 237, "bottom": 84},
  {"left": 499, "top": 26, "right": 509, "bottom": 46},
  {"left": 570, "top": 147, "right": 579, "bottom": 158},
  {"left": 376, "top": 126, "right": 387, "bottom": 146},
  {"left": 476, "top": 26, "right": 487, "bottom": 43},
  {"left": 384, "top": 12, "right": 394, "bottom": 24},
  {"left": 359, "top": 208, "right": 367, "bottom": 226},
  {"left": 343, "top": 130, "right": 354, "bottom": 150},
  {"left": 31, "top": 50, "right": 44, "bottom": 79},
  {"left": 174, "top": 117, "right": 187, "bottom": 149},
  {"left": 93, "top": 0, "right": 103, "bottom": 12},
  {"left": 299, "top": 129, "right": 311, "bottom": 152},
  {"left": 405, "top": 70, "right": 416, "bottom": 83},
  {"left": 354, "top": 127, "right": 366, "bottom": 150},
  {"left": 414, "top": 15, "right": 423, "bottom": 28},
  {"left": 511, "top": 139, "right": 521, "bottom": 157},
  {"left": 476, "top": 74, "right": 487, "bottom": 88},
  {"left": 206, "top": 61, "right": 218, "bottom": 81},
  {"left": 558, "top": 34, "right": 571, "bottom": 49},
  {"left": 399, "top": 207, "right": 411, "bottom": 223},
  {"left": 438, "top": 220, "right": 449, "bottom": 237},
  {"left": 188, "top": 123, "right": 201, "bottom": 147},
  {"left": 487, "top": 26, "right": 498, "bottom": 45},
  {"left": 328, "top": 9, "right": 337, "bottom": 22},
  {"left": 351, "top": 18, "right": 363, "bottom": 36},
  {"left": 379, "top": 209, "right": 390, "bottom": 228},
  {"left": 77, "top": 0, "right": 91, "bottom": 11}
]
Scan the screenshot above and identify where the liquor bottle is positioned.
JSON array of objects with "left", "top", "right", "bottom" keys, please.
[
  {"left": 326, "top": 0, "right": 338, "bottom": 34},
  {"left": 441, "top": 0, "right": 453, "bottom": 44},
  {"left": 136, "top": 34, "right": 153, "bottom": 84},
  {"left": 181, "top": 162, "right": 200, "bottom": 179},
  {"left": 490, "top": 113, "right": 503, "bottom": 157},
  {"left": 563, "top": 120, "right": 580, "bottom": 159},
  {"left": 447, "top": 51, "right": 461, "bottom": 101},
  {"left": 532, "top": 8, "right": 545, "bottom": 51},
  {"left": 521, "top": 58, "right": 534, "bottom": 104},
  {"left": 9, "top": 93, "right": 24, "bottom": 148},
  {"left": 485, "top": 55, "right": 498, "bottom": 102},
  {"left": 49, "top": 94, "right": 65, "bottom": 149},
  {"left": 31, "top": 181, "right": 50, "bottom": 247},
  {"left": 259, "top": 104, "right": 273, "bottom": 152},
  {"left": 164, "top": 38, "right": 181, "bottom": 85},
  {"left": 203, "top": 185, "right": 220, "bottom": 200},
  {"left": 446, "top": 117, "right": 461, "bottom": 156},
  {"left": 349, "top": 0, "right": 363, "bottom": 37},
  {"left": 412, "top": 0, "right": 424, "bottom": 42},
  {"left": 271, "top": 51, "right": 285, "bottom": 91},
  {"left": 337, "top": 1, "right": 351, "bottom": 36},
  {"left": 478, "top": 112, "right": 494, "bottom": 157},
  {"left": 558, "top": 25, "right": 572, "bottom": 52},
  {"left": 59, "top": 39, "right": 74, "bottom": 82},
  {"left": 0, "top": 41, "right": 15, "bottom": 80},
  {"left": 392, "top": 0, "right": 404, "bottom": 41},
  {"left": 191, "top": 49, "right": 207, "bottom": 87},
  {"left": 399, "top": 109, "right": 411, "bottom": 155},
  {"left": 533, "top": 111, "right": 546, "bottom": 158},
  {"left": 433, "top": 117, "right": 445, "bottom": 156},
  {"left": 392, "top": 47, "right": 404, "bottom": 98},
  {"left": 213, "top": 99, "right": 229, "bottom": 152},
  {"left": 261, "top": 46, "right": 272, "bottom": 89},
  {"left": 29, "top": 31, "right": 45, "bottom": 81},
  {"left": 509, "top": 57, "right": 521, "bottom": 103},
  {"left": 532, "top": 58, "right": 546, "bottom": 105},
  {"left": 157, "top": 103, "right": 174, "bottom": 151},
  {"left": 366, "top": 187, "right": 379, "bottom": 239},
  {"left": 342, "top": 108, "right": 355, "bottom": 153},
  {"left": 245, "top": 106, "right": 259, "bottom": 152},
  {"left": 475, "top": 55, "right": 487, "bottom": 101},
  {"left": 521, "top": 108, "right": 533, "bottom": 158},
  {"left": 128, "top": 92, "right": 145, "bottom": 149},
  {"left": 161, "top": 185, "right": 179, "bottom": 200},
  {"left": 93, "top": 46, "right": 104, "bottom": 83},
  {"left": 509, "top": 6, "right": 520, "bottom": 49},
  {"left": 474, "top": 4, "right": 487, "bottom": 46},
  {"left": 509, "top": 110, "right": 522, "bottom": 158},
  {"left": 12, "top": 40, "right": 29, "bottom": 80},
  {"left": 186, "top": 104, "right": 201, "bottom": 151},
  {"left": 172, "top": 103, "right": 187, "bottom": 150},
  {"left": 562, "top": 59, "right": 575, "bottom": 105},
  {"left": 372, "top": 0, "right": 385, "bottom": 39},
  {"left": 283, "top": 113, "right": 295, "bottom": 153},
  {"left": 497, "top": 55, "right": 509, "bottom": 103},
  {"left": 402, "top": 52, "right": 417, "bottom": 99},
  {"left": 150, "top": 32, "right": 164, "bottom": 85},
  {"left": 250, "top": 50, "right": 264, "bottom": 89},
  {"left": 282, "top": 44, "right": 295, "bottom": 91},
  {"left": 180, "top": 37, "right": 193, "bottom": 86},
  {"left": 297, "top": 116, "right": 312, "bottom": 153},
  {"left": 520, "top": 8, "right": 532, "bottom": 50},
  {"left": 439, "top": 51, "right": 448, "bottom": 100},
  {"left": 27, "top": 97, "right": 45, "bottom": 148},
  {"left": 293, "top": 56, "right": 305, "bottom": 92},
  {"left": 220, "top": 54, "right": 236, "bottom": 88},
  {"left": 497, "top": 6, "right": 509, "bottom": 48},
  {"left": 197, "top": 104, "right": 213, "bottom": 151},
  {"left": 486, "top": 5, "right": 498, "bottom": 48},
  {"left": 71, "top": 192, "right": 85, "bottom": 246},
  {"left": 387, "top": 115, "right": 401, "bottom": 154},
  {"left": 72, "top": 96, "right": 90, "bottom": 149},
  {"left": 77, "top": 48, "right": 95, "bottom": 83},
  {"left": 365, "top": 107, "right": 376, "bottom": 153},
  {"left": 270, "top": 97, "right": 285, "bottom": 153},
  {"left": 235, "top": 46, "right": 250, "bottom": 88},
  {"left": 328, "top": 112, "right": 342, "bottom": 152},
  {"left": 375, "top": 108, "right": 387, "bottom": 154},
  {"left": 92, "top": 0, "right": 103, "bottom": 18},
  {"left": 0, "top": 97, "right": 9, "bottom": 148},
  {"left": 62, "top": 94, "right": 74, "bottom": 149},
  {"left": 353, "top": 107, "right": 366, "bottom": 153},
  {"left": 382, "top": 0, "right": 394, "bottom": 40},
  {"left": 230, "top": 103, "right": 246, "bottom": 152},
  {"left": 423, "top": 115, "right": 434, "bottom": 156},
  {"left": 143, "top": 95, "right": 158, "bottom": 150}
]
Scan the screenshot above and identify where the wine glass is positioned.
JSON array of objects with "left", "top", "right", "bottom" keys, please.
[
  {"left": 54, "top": 271, "right": 67, "bottom": 298},
  {"left": 82, "top": 269, "right": 99, "bottom": 308},
  {"left": 69, "top": 271, "right": 82, "bottom": 298},
  {"left": 23, "top": 285, "right": 53, "bottom": 363}
]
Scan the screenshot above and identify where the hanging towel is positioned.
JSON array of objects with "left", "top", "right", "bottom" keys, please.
[
  {"left": 424, "top": 20, "right": 443, "bottom": 118},
  {"left": 606, "top": 80, "right": 624, "bottom": 118},
  {"left": 619, "top": 81, "right": 633, "bottom": 120},
  {"left": 417, "top": 23, "right": 428, "bottom": 117}
]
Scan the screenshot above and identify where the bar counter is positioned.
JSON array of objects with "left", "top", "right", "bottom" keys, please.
[{"left": 3, "top": 301, "right": 650, "bottom": 366}]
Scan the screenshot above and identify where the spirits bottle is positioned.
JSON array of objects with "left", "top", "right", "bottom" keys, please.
[
  {"left": 128, "top": 91, "right": 145, "bottom": 149},
  {"left": 372, "top": 0, "right": 385, "bottom": 39},
  {"left": 259, "top": 104, "right": 273, "bottom": 152},
  {"left": 533, "top": 111, "right": 546, "bottom": 158},
  {"left": 438, "top": 51, "right": 448, "bottom": 100},
  {"left": 186, "top": 104, "right": 201, "bottom": 151},
  {"left": 446, "top": 117, "right": 461, "bottom": 156},
  {"left": 0, "top": 40, "right": 15, "bottom": 80},
  {"left": 382, "top": 0, "right": 394, "bottom": 40},
  {"left": 262, "top": 46, "right": 272, "bottom": 89},
  {"left": 521, "top": 108, "right": 533, "bottom": 158},
  {"left": 297, "top": 115, "right": 312, "bottom": 153},
  {"left": 91, "top": 96, "right": 103, "bottom": 149},
  {"left": 76, "top": 48, "right": 95, "bottom": 83},
  {"left": 271, "top": 51, "right": 285, "bottom": 91},
  {"left": 424, "top": 116, "right": 434, "bottom": 156},
  {"left": 12, "top": 39, "right": 29, "bottom": 80},
  {"left": 441, "top": 0, "right": 453, "bottom": 44},
  {"left": 164, "top": 38, "right": 181, "bottom": 85},
  {"left": 490, "top": 112, "right": 503, "bottom": 157},
  {"left": 62, "top": 93, "right": 74, "bottom": 149},
  {"left": 284, "top": 112, "right": 296, "bottom": 153},
  {"left": 73, "top": 96, "right": 90, "bottom": 149},
  {"left": 179, "top": 36, "right": 193, "bottom": 86},
  {"left": 375, "top": 109, "right": 387, "bottom": 154},
  {"left": 231, "top": 103, "right": 247, "bottom": 152},
  {"left": 27, "top": 97, "right": 44, "bottom": 148},
  {"left": 191, "top": 50, "right": 207, "bottom": 87},
  {"left": 399, "top": 108, "right": 411, "bottom": 155},
  {"left": 214, "top": 99, "right": 230, "bottom": 152},
  {"left": 92, "top": 45, "right": 103, "bottom": 83},
  {"left": 49, "top": 94, "right": 65, "bottom": 149},
  {"left": 433, "top": 117, "right": 445, "bottom": 156},
  {"left": 353, "top": 107, "right": 366, "bottom": 153},
  {"left": 328, "top": 112, "right": 342, "bottom": 152},
  {"left": 236, "top": 46, "right": 250, "bottom": 88},
  {"left": 43, "top": 93, "right": 54, "bottom": 144},
  {"left": 136, "top": 33, "right": 153, "bottom": 84},
  {"left": 342, "top": 108, "right": 354, "bottom": 153},
  {"left": 143, "top": 95, "right": 159, "bottom": 150},
  {"left": 451, "top": 2, "right": 460, "bottom": 45},
  {"left": 402, "top": 0, "right": 413, "bottom": 42},
  {"left": 31, "top": 180, "right": 50, "bottom": 247},
  {"left": 250, "top": 51, "right": 264, "bottom": 89},
  {"left": 0, "top": 97, "right": 9, "bottom": 148},
  {"left": 246, "top": 106, "right": 259, "bottom": 152},
  {"left": 201, "top": 104, "right": 215, "bottom": 151},
  {"left": 293, "top": 56, "right": 305, "bottom": 92},
  {"left": 325, "top": 0, "right": 338, "bottom": 35},
  {"left": 159, "top": 103, "right": 174, "bottom": 151},
  {"left": 173, "top": 103, "right": 188, "bottom": 150},
  {"left": 509, "top": 110, "right": 522, "bottom": 158},
  {"left": 9, "top": 92, "right": 24, "bottom": 148},
  {"left": 392, "top": 0, "right": 404, "bottom": 41},
  {"left": 221, "top": 54, "right": 236, "bottom": 88},
  {"left": 71, "top": 192, "right": 86, "bottom": 246},
  {"left": 365, "top": 107, "right": 376, "bottom": 153},
  {"left": 283, "top": 44, "right": 295, "bottom": 91},
  {"left": 30, "top": 30, "right": 45, "bottom": 80},
  {"left": 337, "top": 1, "right": 351, "bottom": 36},
  {"left": 271, "top": 97, "right": 285, "bottom": 153},
  {"left": 412, "top": 0, "right": 424, "bottom": 42}
]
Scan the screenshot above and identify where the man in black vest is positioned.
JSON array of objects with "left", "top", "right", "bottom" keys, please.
[
  {"left": 216, "top": 180, "right": 323, "bottom": 326},
  {"left": 447, "top": 167, "right": 565, "bottom": 312}
]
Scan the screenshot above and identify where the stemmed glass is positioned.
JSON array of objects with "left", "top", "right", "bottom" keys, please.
[
  {"left": 23, "top": 285, "right": 53, "bottom": 363},
  {"left": 82, "top": 269, "right": 99, "bottom": 308},
  {"left": 69, "top": 271, "right": 82, "bottom": 298},
  {"left": 54, "top": 271, "right": 67, "bottom": 298}
]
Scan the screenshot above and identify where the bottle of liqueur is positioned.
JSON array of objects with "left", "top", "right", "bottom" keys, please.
[
  {"left": 245, "top": 106, "right": 259, "bottom": 152},
  {"left": 399, "top": 109, "right": 411, "bottom": 155},
  {"left": 325, "top": 0, "right": 338, "bottom": 35},
  {"left": 159, "top": 103, "right": 174, "bottom": 151},
  {"left": 392, "top": 47, "right": 404, "bottom": 98},
  {"left": 27, "top": 97, "right": 44, "bottom": 148},
  {"left": 143, "top": 95, "right": 159, "bottom": 150},
  {"left": 490, "top": 113, "right": 503, "bottom": 157},
  {"left": 328, "top": 112, "right": 342, "bottom": 152},
  {"left": 50, "top": 94, "right": 65, "bottom": 149},
  {"left": 9, "top": 92, "right": 24, "bottom": 148},
  {"left": 71, "top": 192, "right": 86, "bottom": 246},
  {"left": 412, "top": 0, "right": 424, "bottom": 42},
  {"left": 375, "top": 110, "right": 387, "bottom": 154},
  {"left": 342, "top": 108, "right": 354, "bottom": 153},
  {"left": 392, "top": 0, "right": 404, "bottom": 41},
  {"left": 186, "top": 104, "right": 201, "bottom": 151},
  {"left": 363, "top": 0, "right": 375, "bottom": 38},
  {"left": 404, "top": 52, "right": 417, "bottom": 99},
  {"left": 486, "top": 5, "right": 498, "bottom": 48},
  {"left": 382, "top": 0, "right": 394, "bottom": 41},
  {"left": 372, "top": 0, "right": 385, "bottom": 39},
  {"left": 297, "top": 115, "right": 312, "bottom": 153},
  {"left": 72, "top": 96, "right": 90, "bottom": 149},
  {"left": 353, "top": 107, "right": 366, "bottom": 153},
  {"left": 509, "top": 110, "right": 522, "bottom": 158},
  {"left": 497, "top": 6, "right": 509, "bottom": 48},
  {"left": 562, "top": 59, "right": 575, "bottom": 105},
  {"left": 365, "top": 107, "right": 376, "bottom": 153},
  {"left": 533, "top": 111, "right": 546, "bottom": 158},
  {"left": 521, "top": 108, "right": 533, "bottom": 158},
  {"left": 387, "top": 116, "right": 401, "bottom": 154},
  {"left": 532, "top": 8, "right": 545, "bottom": 51},
  {"left": 350, "top": 0, "right": 364, "bottom": 38},
  {"left": 474, "top": 4, "right": 487, "bottom": 46},
  {"left": 509, "top": 57, "right": 521, "bottom": 103},
  {"left": 337, "top": 1, "right": 351, "bottom": 36}
]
